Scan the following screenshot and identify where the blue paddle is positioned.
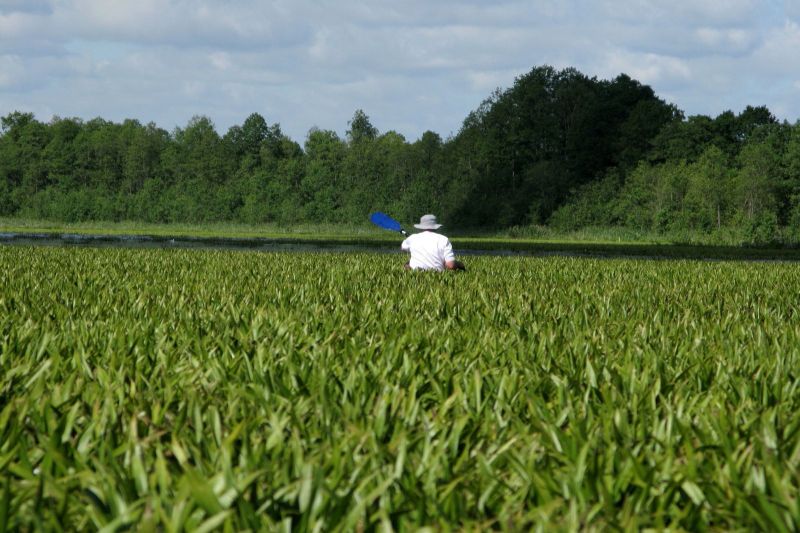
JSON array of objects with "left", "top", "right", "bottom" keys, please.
[{"left": 369, "top": 212, "right": 408, "bottom": 236}]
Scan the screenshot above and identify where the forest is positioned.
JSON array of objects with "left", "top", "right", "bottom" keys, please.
[{"left": 1, "top": 65, "right": 797, "bottom": 243}]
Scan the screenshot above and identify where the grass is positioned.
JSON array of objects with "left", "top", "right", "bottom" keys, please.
[
  {"left": 0, "top": 217, "right": 759, "bottom": 244},
  {"left": 0, "top": 217, "right": 387, "bottom": 240},
  {"left": 4, "top": 217, "right": 800, "bottom": 261},
  {"left": 2, "top": 247, "right": 800, "bottom": 529}
]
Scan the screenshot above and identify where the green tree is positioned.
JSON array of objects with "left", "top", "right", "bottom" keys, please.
[
  {"left": 784, "top": 124, "right": 800, "bottom": 236},
  {"left": 649, "top": 115, "right": 715, "bottom": 163},
  {"left": 74, "top": 118, "right": 126, "bottom": 192},
  {"left": 684, "top": 146, "right": 731, "bottom": 230},
  {"left": 42, "top": 117, "right": 82, "bottom": 188},
  {"left": 342, "top": 110, "right": 381, "bottom": 220},
  {"left": 614, "top": 161, "right": 688, "bottom": 230},
  {"left": 373, "top": 130, "right": 410, "bottom": 216},
  {"left": 735, "top": 140, "right": 779, "bottom": 221},
  {"left": 347, "top": 109, "right": 378, "bottom": 144},
  {"left": 299, "top": 129, "right": 345, "bottom": 222},
  {"left": 8, "top": 114, "right": 51, "bottom": 199},
  {"left": 165, "top": 116, "right": 234, "bottom": 221},
  {"left": 397, "top": 131, "right": 445, "bottom": 222},
  {"left": 0, "top": 112, "right": 37, "bottom": 213},
  {"left": 549, "top": 170, "right": 622, "bottom": 230},
  {"left": 448, "top": 66, "right": 676, "bottom": 228},
  {"left": 172, "top": 116, "right": 227, "bottom": 185},
  {"left": 736, "top": 105, "right": 777, "bottom": 142},
  {"left": 122, "top": 122, "right": 168, "bottom": 196}
]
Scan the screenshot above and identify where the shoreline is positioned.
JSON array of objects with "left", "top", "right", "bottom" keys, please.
[{"left": 4, "top": 229, "right": 800, "bottom": 262}]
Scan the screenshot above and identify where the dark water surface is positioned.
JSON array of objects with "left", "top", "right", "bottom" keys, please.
[
  {"left": 2, "top": 231, "right": 800, "bottom": 262},
  {"left": 0, "top": 232, "right": 542, "bottom": 258},
  {"left": 0, "top": 231, "right": 611, "bottom": 259},
  {"left": 0, "top": 232, "right": 409, "bottom": 254}
]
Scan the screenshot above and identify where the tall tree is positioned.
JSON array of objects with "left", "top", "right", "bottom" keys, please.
[
  {"left": 735, "top": 138, "right": 779, "bottom": 221},
  {"left": 346, "top": 109, "right": 378, "bottom": 144},
  {"left": 300, "top": 128, "right": 346, "bottom": 222},
  {"left": 684, "top": 145, "right": 731, "bottom": 230},
  {"left": 450, "top": 66, "right": 675, "bottom": 227},
  {"left": 342, "top": 110, "right": 380, "bottom": 220}
]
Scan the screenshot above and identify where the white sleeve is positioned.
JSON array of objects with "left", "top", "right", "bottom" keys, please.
[
  {"left": 401, "top": 237, "right": 411, "bottom": 251},
  {"left": 442, "top": 238, "right": 455, "bottom": 262}
]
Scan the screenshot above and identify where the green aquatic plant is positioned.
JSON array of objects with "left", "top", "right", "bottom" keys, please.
[{"left": 1, "top": 247, "right": 800, "bottom": 530}]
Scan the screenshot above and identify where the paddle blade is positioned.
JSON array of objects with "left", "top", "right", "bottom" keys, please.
[{"left": 369, "top": 212, "right": 402, "bottom": 232}]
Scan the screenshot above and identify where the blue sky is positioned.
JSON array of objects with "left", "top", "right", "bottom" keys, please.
[{"left": 0, "top": 0, "right": 797, "bottom": 142}]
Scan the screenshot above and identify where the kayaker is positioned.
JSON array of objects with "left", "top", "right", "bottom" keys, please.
[{"left": 401, "top": 214, "right": 466, "bottom": 271}]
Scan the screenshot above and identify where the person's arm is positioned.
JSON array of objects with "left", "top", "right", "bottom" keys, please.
[
  {"left": 401, "top": 236, "right": 411, "bottom": 252},
  {"left": 442, "top": 238, "right": 459, "bottom": 270}
]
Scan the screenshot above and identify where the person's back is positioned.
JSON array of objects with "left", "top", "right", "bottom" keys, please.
[{"left": 401, "top": 214, "right": 464, "bottom": 271}]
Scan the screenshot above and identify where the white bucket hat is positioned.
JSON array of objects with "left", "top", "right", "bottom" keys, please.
[{"left": 414, "top": 214, "right": 442, "bottom": 230}]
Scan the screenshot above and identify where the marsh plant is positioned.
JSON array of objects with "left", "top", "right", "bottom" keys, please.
[{"left": 1, "top": 247, "right": 800, "bottom": 530}]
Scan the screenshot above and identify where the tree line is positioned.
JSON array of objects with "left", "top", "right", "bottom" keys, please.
[
  {"left": 0, "top": 65, "right": 795, "bottom": 242},
  {"left": 549, "top": 104, "right": 798, "bottom": 244}
]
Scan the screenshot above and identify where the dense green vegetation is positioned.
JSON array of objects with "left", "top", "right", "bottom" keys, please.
[
  {"left": 0, "top": 217, "right": 387, "bottom": 240},
  {"left": 8, "top": 216, "right": 800, "bottom": 262},
  {"left": 0, "top": 67, "right": 671, "bottom": 225},
  {"left": 2, "top": 247, "right": 800, "bottom": 530},
  {"left": 1, "top": 64, "right": 796, "bottom": 243},
  {"left": 549, "top": 106, "right": 799, "bottom": 245}
]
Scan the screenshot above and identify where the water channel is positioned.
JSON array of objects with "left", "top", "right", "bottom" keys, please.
[{"left": 2, "top": 231, "right": 799, "bottom": 262}]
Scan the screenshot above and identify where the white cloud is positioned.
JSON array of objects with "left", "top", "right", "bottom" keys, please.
[
  {"left": 595, "top": 0, "right": 762, "bottom": 26},
  {"left": 1, "top": 0, "right": 799, "bottom": 141},
  {"left": 750, "top": 20, "right": 800, "bottom": 71},
  {"left": 600, "top": 51, "right": 693, "bottom": 86},
  {"left": 0, "top": 11, "right": 43, "bottom": 40},
  {"left": 0, "top": 0, "right": 51, "bottom": 15},
  {"left": 694, "top": 27, "right": 755, "bottom": 50},
  {"left": 465, "top": 68, "right": 527, "bottom": 93},
  {"left": 0, "top": 54, "right": 25, "bottom": 88},
  {"left": 209, "top": 51, "right": 231, "bottom": 71}
]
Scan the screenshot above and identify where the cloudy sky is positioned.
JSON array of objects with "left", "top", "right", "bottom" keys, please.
[{"left": 0, "top": 0, "right": 798, "bottom": 142}]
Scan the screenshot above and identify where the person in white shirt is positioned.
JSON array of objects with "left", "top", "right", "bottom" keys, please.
[{"left": 401, "top": 214, "right": 465, "bottom": 271}]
